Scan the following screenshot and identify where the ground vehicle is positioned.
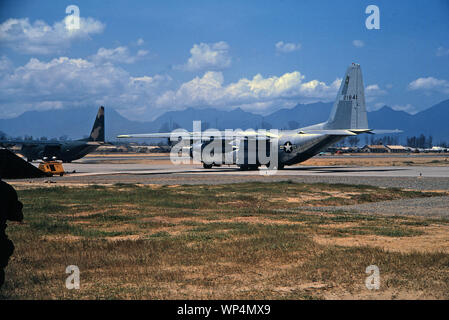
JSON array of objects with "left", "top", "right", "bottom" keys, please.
[{"left": 38, "top": 161, "right": 64, "bottom": 176}]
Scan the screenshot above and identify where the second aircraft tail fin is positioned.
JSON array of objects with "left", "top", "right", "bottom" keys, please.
[{"left": 88, "top": 106, "right": 105, "bottom": 142}]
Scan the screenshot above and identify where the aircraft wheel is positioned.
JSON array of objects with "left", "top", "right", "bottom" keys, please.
[
  {"left": 266, "top": 162, "right": 284, "bottom": 170},
  {"left": 239, "top": 165, "right": 259, "bottom": 171},
  {"left": 202, "top": 163, "right": 213, "bottom": 169}
]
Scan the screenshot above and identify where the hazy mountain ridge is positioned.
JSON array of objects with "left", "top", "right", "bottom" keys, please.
[{"left": 1, "top": 99, "right": 448, "bottom": 143}]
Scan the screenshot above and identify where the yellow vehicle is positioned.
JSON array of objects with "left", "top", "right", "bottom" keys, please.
[{"left": 38, "top": 161, "right": 65, "bottom": 176}]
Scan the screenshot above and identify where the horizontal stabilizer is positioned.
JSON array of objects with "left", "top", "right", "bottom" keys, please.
[
  {"left": 298, "top": 128, "right": 402, "bottom": 136},
  {"left": 298, "top": 129, "right": 373, "bottom": 136},
  {"left": 369, "top": 129, "right": 403, "bottom": 134}
]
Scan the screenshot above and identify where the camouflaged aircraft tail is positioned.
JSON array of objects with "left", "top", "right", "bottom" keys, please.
[{"left": 88, "top": 106, "right": 105, "bottom": 142}]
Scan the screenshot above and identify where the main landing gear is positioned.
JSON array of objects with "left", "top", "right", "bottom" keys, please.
[{"left": 202, "top": 163, "right": 213, "bottom": 169}]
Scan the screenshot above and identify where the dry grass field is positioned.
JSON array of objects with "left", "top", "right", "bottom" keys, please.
[
  {"left": 2, "top": 181, "right": 449, "bottom": 299},
  {"left": 302, "top": 154, "right": 449, "bottom": 167}
]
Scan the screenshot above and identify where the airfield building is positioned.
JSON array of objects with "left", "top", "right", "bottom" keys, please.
[
  {"left": 362, "top": 145, "right": 389, "bottom": 153},
  {"left": 386, "top": 145, "right": 408, "bottom": 153}
]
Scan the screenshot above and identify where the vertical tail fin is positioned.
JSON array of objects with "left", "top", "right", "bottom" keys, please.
[
  {"left": 89, "top": 106, "right": 105, "bottom": 142},
  {"left": 325, "top": 63, "right": 368, "bottom": 130}
]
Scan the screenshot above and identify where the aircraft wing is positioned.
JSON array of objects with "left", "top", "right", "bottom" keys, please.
[
  {"left": 117, "top": 130, "right": 280, "bottom": 140},
  {"left": 0, "top": 139, "right": 63, "bottom": 146},
  {"left": 117, "top": 133, "right": 176, "bottom": 139},
  {"left": 118, "top": 128, "right": 402, "bottom": 140}
]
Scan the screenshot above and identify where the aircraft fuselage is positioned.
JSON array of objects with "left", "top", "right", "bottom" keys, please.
[
  {"left": 21, "top": 140, "right": 99, "bottom": 162},
  {"left": 277, "top": 133, "right": 344, "bottom": 165}
]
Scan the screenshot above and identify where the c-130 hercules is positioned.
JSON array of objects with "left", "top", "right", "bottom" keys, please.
[
  {"left": 118, "top": 64, "right": 399, "bottom": 170},
  {"left": 0, "top": 106, "right": 105, "bottom": 163}
]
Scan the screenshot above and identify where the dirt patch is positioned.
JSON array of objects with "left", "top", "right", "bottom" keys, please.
[
  {"left": 9, "top": 182, "right": 110, "bottom": 190},
  {"left": 275, "top": 283, "right": 329, "bottom": 293},
  {"left": 313, "top": 225, "right": 449, "bottom": 253},
  {"left": 323, "top": 289, "right": 437, "bottom": 300},
  {"left": 106, "top": 235, "right": 142, "bottom": 241},
  {"left": 41, "top": 235, "right": 83, "bottom": 242}
]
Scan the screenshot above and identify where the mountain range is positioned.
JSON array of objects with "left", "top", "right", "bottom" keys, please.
[{"left": 1, "top": 99, "right": 448, "bottom": 144}]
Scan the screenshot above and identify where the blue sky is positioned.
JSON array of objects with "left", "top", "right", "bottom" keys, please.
[{"left": 0, "top": 0, "right": 448, "bottom": 120}]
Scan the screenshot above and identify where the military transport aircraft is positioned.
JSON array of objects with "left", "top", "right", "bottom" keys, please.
[
  {"left": 0, "top": 106, "right": 105, "bottom": 163},
  {"left": 118, "top": 64, "right": 399, "bottom": 169}
]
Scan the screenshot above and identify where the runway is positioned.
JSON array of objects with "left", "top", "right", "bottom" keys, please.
[
  {"left": 7, "top": 156, "right": 448, "bottom": 191},
  {"left": 61, "top": 162, "right": 449, "bottom": 178}
]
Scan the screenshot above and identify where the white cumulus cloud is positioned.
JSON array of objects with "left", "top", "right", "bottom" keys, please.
[
  {"left": 156, "top": 71, "right": 340, "bottom": 113},
  {"left": 0, "top": 55, "right": 13, "bottom": 72},
  {"left": 391, "top": 104, "right": 417, "bottom": 114},
  {"left": 365, "top": 84, "right": 387, "bottom": 102},
  {"left": 0, "top": 17, "right": 105, "bottom": 54},
  {"left": 0, "top": 50, "right": 350, "bottom": 119},
  {"left": 177, "top": 41, "right": 231, "bottom": 71},
  {"left": 408, "top": 77, "right": 449, "bottom": 94},
  {"left": 275, "top": 41, "right": 301, "bottom": 53},
  {"left": 0, "top": 55, "right": 170, "bottom": 118},
  {"left": 91, "top": 46, "right": 148, "bottom": 64}
]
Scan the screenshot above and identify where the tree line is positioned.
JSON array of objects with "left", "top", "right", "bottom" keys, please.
[
  {"left": 337, "top": 134, "right": 448, "bottom": 148},
  {"left": 406, "top": 134, "right": 433, "bottom": 148}
]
